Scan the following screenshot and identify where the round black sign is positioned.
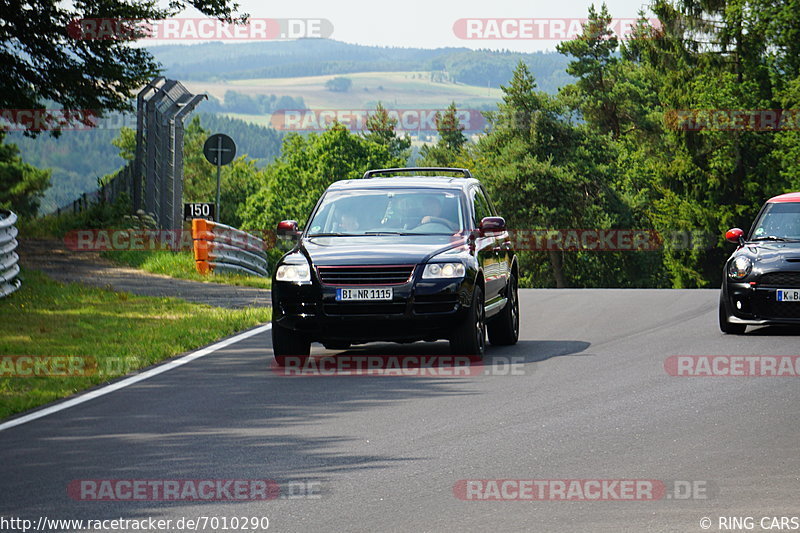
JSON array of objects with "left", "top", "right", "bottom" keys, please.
[{"left": 203, "top": 133, "right": 236, "bottom": 166}]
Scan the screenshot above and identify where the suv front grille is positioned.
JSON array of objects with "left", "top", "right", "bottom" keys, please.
[
  {"left": 317, "top": 265, "right": 415, "bottom": 286},
  {"left": 759, "top": 272, "right": 800, "bottom": 287}
]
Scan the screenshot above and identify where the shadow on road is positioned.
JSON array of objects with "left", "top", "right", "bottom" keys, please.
[
  {"left": 0, "top": 334, "right": 591, "bottom": 518},
  {"left": 744, "top": 325, "right": 800, "bottom": 336}
]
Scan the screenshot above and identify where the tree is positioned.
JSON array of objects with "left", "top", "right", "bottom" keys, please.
[
  {"left": 556, "top": 3, "right": 622, "bottom": 138},
  {"left": 324, "top": 77, "right": 353, "bottom": 92},
  {"left": 0, "top": 133, "right": 51, "bottom": 217},
  {"left": 363, "top": 103, "right": 411, "bottom": 162},
  {"left": 418, "top": 102, "right": 469, "bottom": 167},
  {"left": 479, "top": 61, "right": 609, "bottom": 287},
  {"left": 181, "top": 116, "right": 216, "bottom": 202},
  {"left": 219, "top": 157, "right": 263, "bottom": 228},
  {"left": 436, "top": 102, "right": 468, "bottom": 151},
  {"left": 112, "top": 127, "right": 136, "bottom": 161},
  {"left": 1, "top": 0, "right": 243, "bottom": 135}
]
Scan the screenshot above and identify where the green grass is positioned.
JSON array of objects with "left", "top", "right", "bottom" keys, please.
[
  {"left": 0, "top": 270, "right": 271, "bottom": 419},
  {"left": 101, "top": 249, "right": 272, "bottom": 289},
  {"left": 185, "top": 71, "right": 503, "bottom": 114}
]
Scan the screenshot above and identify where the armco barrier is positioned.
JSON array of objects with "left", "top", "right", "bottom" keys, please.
[
  {"left": 192, "top": 219, "right": 269, "bottom": 277},
  {"left": 0, "top": 210, "right": 21, "bottom": 298}
]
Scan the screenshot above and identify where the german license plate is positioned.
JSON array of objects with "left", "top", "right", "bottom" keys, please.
[
  {"left": 776, "top": 289, "right": 800, "bottom": 302},
  {"left": 336, "top": 288, "right": 393, "bottom": 301}
]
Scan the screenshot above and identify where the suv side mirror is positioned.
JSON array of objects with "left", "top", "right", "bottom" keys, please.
[
  {"left": 479, "top": 216, "right": 506, "bottom": 235},
  {"left": 277, "top": 220, "right": 301, "bottom": 240},
  {"left": 725, "top": 228, "right": 744, "bottom": 245}
]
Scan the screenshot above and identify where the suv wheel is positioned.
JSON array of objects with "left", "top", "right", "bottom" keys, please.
[
  {"left": 719, "top": 295, "right": 746, "bottom": 334},
  {"left": 272, "top": 324, "right": 311, "bottom": 366},
  {"left": 488, "top": 274, "right": 519, "bottom": 345},
  {"left": 450, "top": 285, "right": 486, "bottom": 357}
]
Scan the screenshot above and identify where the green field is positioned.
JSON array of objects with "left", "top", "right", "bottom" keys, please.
[{"left": 185, "top": 71, "right": 503, "bottom": 128}]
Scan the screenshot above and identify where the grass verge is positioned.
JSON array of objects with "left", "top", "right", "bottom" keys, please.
[
  {"left": 0, "top": 270, "right": 271, "bottom": 420},
  {"left": 101, "top": 249, "right": 272, "bottom": 289}
]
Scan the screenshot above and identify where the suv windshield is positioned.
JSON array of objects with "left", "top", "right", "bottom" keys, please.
[
  {"left": 751, "top": 202, "right": 800, "bottom": 241},
  {"left": 307, "top": 188, "right": 465, "bottom": 236}
]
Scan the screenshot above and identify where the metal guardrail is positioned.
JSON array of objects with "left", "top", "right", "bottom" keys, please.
[
  {"left": 0, "top": 210, "right": 21, "bottom": 298},
  {"left": 192, "top": 219, "right": 269, "bottom": 278}
]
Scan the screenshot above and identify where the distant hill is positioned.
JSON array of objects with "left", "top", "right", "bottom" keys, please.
[{"left": 149, "top": 39, "right": 572, "bottom": 94}]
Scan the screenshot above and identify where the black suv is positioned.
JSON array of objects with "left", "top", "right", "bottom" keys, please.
[{"left": 271, "top": 167, "right": 519, "bottom": 364}]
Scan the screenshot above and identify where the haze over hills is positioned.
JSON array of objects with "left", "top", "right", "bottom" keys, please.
[{"left": 149, "top": 39, "right": 572, "bottom": 93}]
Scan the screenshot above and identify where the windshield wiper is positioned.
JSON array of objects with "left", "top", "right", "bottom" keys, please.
[
  {"left": 751, "top": 235, "right": 790, "bottom": 242},
  {"left": 307, "top": 232, "right": 356, "bottom": 237}
]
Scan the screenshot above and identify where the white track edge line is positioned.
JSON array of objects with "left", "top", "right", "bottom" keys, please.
[{"left": 0, "top": 323, "right": 272, "bottom": 433}]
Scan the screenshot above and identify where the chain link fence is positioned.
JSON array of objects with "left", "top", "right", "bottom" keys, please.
[{"left": 46, "top": 78, "right": 206, "bottom": 231}]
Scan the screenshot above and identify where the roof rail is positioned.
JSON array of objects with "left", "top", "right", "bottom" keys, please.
[{"left": 362, "top": 167, "right": 473, "bottom": 179}]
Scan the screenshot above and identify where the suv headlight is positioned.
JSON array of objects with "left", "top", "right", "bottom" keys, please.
[
  {"left": 728, "top": 256, "right": 752, "bottom": 280},
  {"left": 276, "top": 255, "right": 311, "bottom": 283},
  {"left": 422, "top": 262, "right": 465, "bottom": 279}
]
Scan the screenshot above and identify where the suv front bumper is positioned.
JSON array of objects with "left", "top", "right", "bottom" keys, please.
[{"left": 272, "top": 277, "right": 473, "bottom": 343}]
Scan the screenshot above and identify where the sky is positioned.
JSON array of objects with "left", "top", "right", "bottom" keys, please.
[{"left": 179, "top": 0, "right": 655, "bottom": 52}]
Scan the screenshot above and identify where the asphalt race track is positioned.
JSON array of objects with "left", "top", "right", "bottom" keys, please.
[{"left": 1, "top": 289, "right": 799, "bottom": 532}]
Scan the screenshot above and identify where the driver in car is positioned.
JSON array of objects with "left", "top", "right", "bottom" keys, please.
[
  {"left": 419, "top": 196, "right": 454, "bottom": 228},
  {"left": 337, "top": 212, "right": 360, "bottom": 232}
]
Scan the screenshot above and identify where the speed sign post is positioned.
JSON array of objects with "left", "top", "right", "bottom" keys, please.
[{"left": 202, "top": 133, "right": 236, "bottom": 222}]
